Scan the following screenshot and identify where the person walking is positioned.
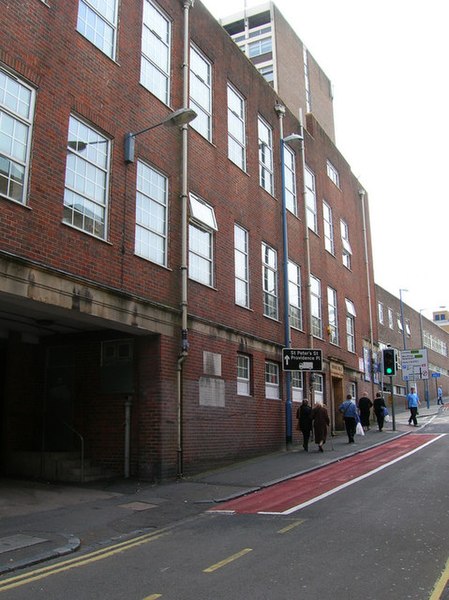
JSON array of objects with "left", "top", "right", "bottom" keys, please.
[
  {"left": 437, "top": 385, "right": 444, "bottom": 406},
  {"left": 373, "top": 391, "right": 387, "bottom": 431},
  {"left": 407, "top": 387, "right": 420, "bottom": 426},
  {"left": 297, "top": 399, "right": 313, "bottom": 451},
  {"left": 358, "top": 391, "right": 373, "bottom": 431},
  {"left": 311, "top": 401, "right": 330, "bottom": 452},
  {"left": 339, "top": 394, "right": 359, "bottom": 443}
]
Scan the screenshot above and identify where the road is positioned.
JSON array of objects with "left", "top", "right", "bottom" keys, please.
[{"left": 1, "top": 411, "right": 449, "bottom": 599}]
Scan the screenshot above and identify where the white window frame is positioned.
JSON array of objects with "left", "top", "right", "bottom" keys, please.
[
  {"left": 326, "top": 160, "right": 340, "bottom": 187},
  {"left": 262, "top": 242, "right": 278, "bottom": 320},
  {"left": 323, "top": 200, "right": 334, "bottom": 254},
  {"left": 292, "top": 371, "right": 303, "bottom": 402},
  {"left": 378, "top": 302, "right": 384, "bottom": 325},
  {"left": 188, "top": 194, "right": 217, "bottom": 287},
  {"left": 313, "top": 373, "right": 324, "bottom": 404},
  {"left": 135, "top": 161, "right": 168, "bottom": 266},
  {"left": 288, "top": 260, "right": 302, "bottom": 330},
  {"left": 77, "top": 0, "right": 118, "bottom": 59},
  {"left": 388, "top": 307, "right": 394, "bottom": 329},
  {"left": 248, "top": 37, "right": 272, "bottom": 58},
  {"left": 327, "top": 286, "right": 339, "bottom": 345},
  {"left": 0, "top": 68, "right": 35, "bottom": 205},
  {"left": 340, "top": 219, "right": 352, "bottom": 269},
  {"left": 310, "top": 275, "right": 323, "bottom": 339},
  {"left": 237, "top": 354, "right": 251, "bottom": 396},
  {"left": 190, "top": 45, "right": 212, "bottom": 141},
  {"left": 305, "top": 165, "right": 317, "bottom": 233},
  {"left": 235, "top": 224, "right": 250, "bottom": 308},
  {"left": 64, "top": 115, "right": 110, "bottom": 239},
  {"left": 258, "top": 116, "right": 273, "bottom": 194},
  {"left": 227, "top": 83, "right": 246, "bottom": 171},
  {"left": 346, "top": 298, "right": 356, "bottom": 353},
  {"left": 140, "top": 0, "right": 171, "bottom": 105},
  {"left": 265, "top": 361, "right": 280, "bottom": 399},
  {"left": 283, "top": 143, "right": 297, "bottom": 215}
]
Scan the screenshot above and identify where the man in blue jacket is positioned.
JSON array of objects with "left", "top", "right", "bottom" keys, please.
[
  {"left": 407, "top": 387, "right": 420, "bottom": 426},
  {"left": 339, "top": 394, "right": 359, "bottom": 443}
]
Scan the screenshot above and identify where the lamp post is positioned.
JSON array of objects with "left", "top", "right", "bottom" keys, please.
[{"left": 399, "top": 288, "right": 408, "bottom": 394}]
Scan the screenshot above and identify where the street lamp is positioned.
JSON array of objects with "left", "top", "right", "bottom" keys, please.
[
  {"left": 399, "top": 288, "right": 408, "bottom": 394},
  {"left": 124, "top": 107, "right": 197, "bottom": 163}
]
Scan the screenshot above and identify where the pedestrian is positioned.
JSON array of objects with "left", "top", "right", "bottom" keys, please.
[
  {"left": 358, "top": 391, "right": 373, "bottom": 431},
  {"left": 311, "top": 401, "right": 330, "bottom": 452},
  {"left": 437, "top": 385, "right": 444, "bottom": 406},
  {"left": 373, "top": 391, "right": 387, "bottom": 431},
  {"left": 297, "top": 399, "right": 312, "bottom": 451},
  {"left": 407, "top": 386, "right": 420, "bottom": 426},
  {"left": 339, "top": 394, "right": 359, "bottom": 443}
]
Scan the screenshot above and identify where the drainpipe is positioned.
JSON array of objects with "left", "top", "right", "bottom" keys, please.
[
  {"left": 359, "top": 189, "right": 376, "bottom": 401},
  {"left": 177, "top": 0, "right": 194, "bottom": 479}
]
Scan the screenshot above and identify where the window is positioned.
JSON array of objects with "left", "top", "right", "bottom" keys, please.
[
  {"left": 265, "top": 361, "right": 280, "bottom": 399},
  {"left": 189, "top": 194, "right": 217, "bottom": 286},
  {"left": 262, "top": 243, "right": 278, "bottom": 319},
  {"left": 340, "top": 219, "right": 352, "bottom": 269},
  {"left": 406, "top": 320, "right": 411, "bottom": 336},
  {"left": 378, "top": 302, "right": 384, "bottom": 325},
  {"left": 326, "top": 160, "right": 340, "bottom": 187},
  {"left": 283, "top": 143, "right": 297, "bottom": 215},
  {"left": 259, "top": 64, "right": 274, "bottom": 85},
  {"left": 190, "top": 45, "right": 212, "bottom": 141},
  {"left": 346, "top": 299, "right": 356, "bottom": 353},
  {"left": 135, "top": 161, "right": 168, "bottom": 266},
  {"left": 288, "top": 261, "right": 302, "bottom": 330},
  {"left": 305, "top": 166, "right": 317, "bottom": 232},
  {"left": 292, "top": 371, "right": 303, "bottom": 402},
  {"left": 388, "top": 307, "right": 394, "bottom": 329},
  {"left": 227, "top": 84, "right": 246, "bottom": 170},
  {"left": 327, "top": 287, "right": 339, "bottom": 345},
  {"left": 235, "top": 224, "right": 249, "bottom": 308},
  {"left": 64, "top": 115, "right": 110, "bottom": 239},
  {"left": 313, "top": 373, "right": 324, "bottom": 404},
  {"left": 258, "top": 116, "right": 273, "bottom": 194},
  {"left": 0, "top": 69, "right": 35, "bottom": 205},
  {"left": 322, "top": 201, "right": 334, "bottom": 254},
  {"left": 397, "top": 315, "right": 403, "bottom": 331},
  {"left": 77, "top": 0, "right": 118, "bottom": 59},
  {"left": 310, "top": 275, "right": 323, "bottom": 338},
  {"left": 141, "top": 0, "right": 171, "bottom": 105},
  {"left": 248, "top": 37, "right": 272, "bottom": 57},
  {"left": 237, "top": 354, "right": 251, "bottom": 396}
]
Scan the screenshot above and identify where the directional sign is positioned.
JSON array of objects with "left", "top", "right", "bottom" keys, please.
[
  {"left": 282, "top": 348, "right": 322, "bottom": 371},
  {"left": 401, "top": 349, "right": 429, "bottom": 380}
]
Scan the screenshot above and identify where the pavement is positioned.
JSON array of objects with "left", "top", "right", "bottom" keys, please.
[{"left": 0, "top": 403, "right": 445, "bottom": 575}]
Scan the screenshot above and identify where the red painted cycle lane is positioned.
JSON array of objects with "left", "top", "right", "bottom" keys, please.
[{"left": 209, "top": 434, "right": 443, "bottom": 516}]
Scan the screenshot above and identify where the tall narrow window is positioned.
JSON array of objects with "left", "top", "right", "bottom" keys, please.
[
  {"left": 292, "top": 371, "right": 303, "bottom": 402},
  {"left": 262, "top": 243, "right": 278, "bottom": 320},
  {"left": 190, "top": 45, "right": 212, "bottom": 141},
  {"left": 305, "top": 166, "right": 317, "bottom": 233},
  {"left": 227, "top": 84, "right": 246, "bottom": 170},
  {"left": 340, "top": 219, "right": 352, "bottom": 269},
  {"left": 327, "top": 286, "right": 339, "bottom": 345},
  {"left": 265, "top": 361, "right": 280, "bottom": 399},
  {"left": 284, "top": 144, "right": 297, "bottom": 215},
  {"left": 288, "top": 261, "right": 302, "bottom": 330},
  {"left": 135, "top": 161, "right": 168, "bottom": 266},
  {"left": 346, "top": 299, "right": 356, "bottom": 352},
  {"left": 188, "top": 194, "right": 217, "bottom": 286},
  {"left": 258, "top": 116, "right": 273, "bottom": 194},
  {"left": 64, "top": 115, "right": 110, "bottom": 239},
  {"left": 310, "top": 275, "right": 323, "bottom": 338},
  {"left": 141, "top": 0, "right": 171, "bottom": 105},
  {"left": 322, "top": 201, "right": 334, "bottom": 254},
  {"left": 388, "top": 307, "right": 394, "bottom": 329},
  {"left": 237, "top": 354, "right": 251, "bottom": 396},
  {"left": 378, "top": 302, "right": 384, "bottom": 325},
  {"left": 0, "top": 69, "right": 35, "bottom": 205},
  {"left": 326, "top": 160, "right": 340, "bottom": 187},
  {"left": 235, "top": 224, "right": 249, "bottom": 308},
  {"left": 77, "top": 0, "right": 118, "bottom": 59}
]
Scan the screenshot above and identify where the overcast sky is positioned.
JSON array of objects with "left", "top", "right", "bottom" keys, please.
[{"left": 201, "top": 0, "right": 449, "bottom": 318}]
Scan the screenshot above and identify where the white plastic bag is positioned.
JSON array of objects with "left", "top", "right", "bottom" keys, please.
[{"left": 356, "top": 422, "right": 365, "bottom": 436}]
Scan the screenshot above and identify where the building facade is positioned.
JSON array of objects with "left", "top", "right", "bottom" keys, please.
[{"left": 0, "top": 0, "right": 376, "bottom": 482}]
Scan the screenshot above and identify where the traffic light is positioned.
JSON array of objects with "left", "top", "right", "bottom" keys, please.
[{"left": 382, "top": 348, "right": 397, "bottom": 376}]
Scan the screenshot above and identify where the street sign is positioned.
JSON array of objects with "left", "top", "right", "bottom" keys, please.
[
  {"left": 401, "top": 349, "right": 429, "bottom": 380},
  {"left": 282, "top": 348, "right": 322, "bottom": 371},
  {"left": 432, "top": 372, "right": 441, "bottom": 378}
]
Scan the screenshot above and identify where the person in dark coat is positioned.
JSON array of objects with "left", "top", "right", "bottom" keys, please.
[
  {"left": 311, "top": 402, "right": 330, "bottom": 452},
  {"left": 358, "top": 391, "right": 373, "bottom": 431},
  {"left": 373, "top": 391, "right": 387, "bottom": 431},
  {"left": 297, "top": 399, "right": 312, "bottom": 451}
]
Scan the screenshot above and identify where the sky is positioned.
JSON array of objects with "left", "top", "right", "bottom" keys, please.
[{"left": 201, "top": 0, "right": 449, "bottom": 319}]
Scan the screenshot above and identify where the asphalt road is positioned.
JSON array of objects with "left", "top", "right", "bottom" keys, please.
[{"left": 1, "top": 412, "right": 449, "bottom": 599}]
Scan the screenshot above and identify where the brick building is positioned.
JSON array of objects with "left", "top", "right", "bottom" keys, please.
[{"left": 0, "top": 0, "right": 376, "bottom": 482}]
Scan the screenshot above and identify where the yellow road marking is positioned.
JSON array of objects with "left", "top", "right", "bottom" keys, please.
[
  {"left": 277, "top": 519, "right": 304, "bottom": 534},
  {"left": 142, "top": 595, "right": 162, "bottom": 599},
  {"left": 429, "top": 557, "right": 449, "bottom": 600},
  {"left": 0, "top": 530, "right": 171, "bottom": 593},
  {"left": 203, "top": 548, "right": 253, "bottom": 573}
]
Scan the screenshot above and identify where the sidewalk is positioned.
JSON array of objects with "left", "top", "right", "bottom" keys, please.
[{"left": 0, "top": 404, "right": 442, "bottom": 575}]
